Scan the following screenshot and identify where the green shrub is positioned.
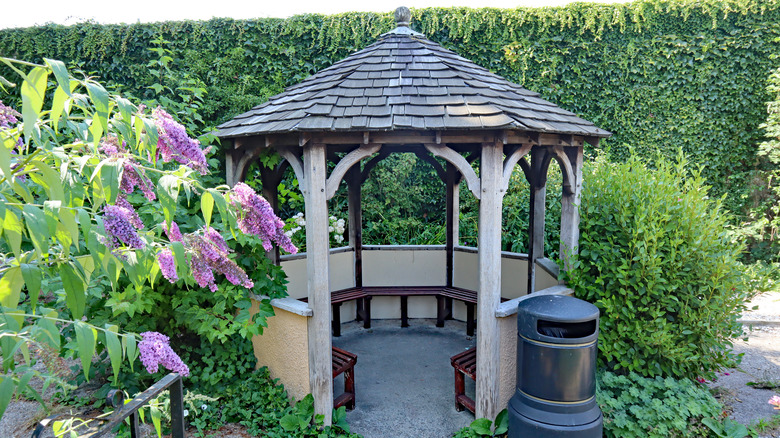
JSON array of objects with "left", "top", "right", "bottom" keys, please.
[
  {"left": 597, "top": 371, "right": 722, "bottom": 438},
  {"left": 564, "top": 151, "right": 752, "bottom": 379}
]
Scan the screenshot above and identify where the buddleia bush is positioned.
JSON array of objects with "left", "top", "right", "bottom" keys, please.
[{"left": 564, "top": 151, "right": 752, "bottom": 380}]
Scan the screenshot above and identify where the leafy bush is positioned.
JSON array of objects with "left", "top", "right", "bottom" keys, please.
[
  {"left": 597, "top": 371, "right": 722, "bottom": 438},
  {"left": 564, "top": 151, "right": 753, "bottom": 379}
]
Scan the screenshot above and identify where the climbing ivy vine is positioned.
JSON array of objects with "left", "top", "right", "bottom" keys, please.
[{"left": 1, "top": 0, "right": 779, "bottom": 255}]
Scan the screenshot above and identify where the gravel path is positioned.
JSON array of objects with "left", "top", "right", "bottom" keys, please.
[{"left": 707, "top": 292, "right": 780, "bottom": 438}]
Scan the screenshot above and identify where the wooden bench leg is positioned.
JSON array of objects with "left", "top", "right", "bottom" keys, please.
[
  {"left": 445, "top": 297, "right": 453, "bottom": 320},
  {"left": 466, "top": 303, "right": 475, "bottom": 337},
  {"left": 344, "top": 366, "right": 356, "bottom": 410},
  {"left": 401, "top": 296, "right": 409, "bottom": 328},
  {"left": 332, "top": 303, "right": 342, "bottom": 337},
  {"left": 454, "top": 368, "right": 465, "bottom": 411},
  {"left": 355, "top": 298, "right": 364, "bottom": 322},
  {"left": 363, "top": 297, "right": 371, "bottom": 329},
  {"left": 436, "top": 296, "right": 446, "bottom": 328}
]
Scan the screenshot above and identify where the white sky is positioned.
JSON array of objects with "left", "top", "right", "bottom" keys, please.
[{"left": 2, "top": 0, "right": 629, "bottom": 30}]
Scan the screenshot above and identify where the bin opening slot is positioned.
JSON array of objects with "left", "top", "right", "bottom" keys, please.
[{"left": 537, "top": 319, "right": 596, "bottom": 338}]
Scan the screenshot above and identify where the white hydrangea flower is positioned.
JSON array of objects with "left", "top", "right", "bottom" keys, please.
[
  {"left": 335, "top": 235, "right": 344, "bottom": 243},
  {"left": 183, "top": 409, "right": 189, "bottom": 417},
  {"left": 201, "top": 404, "right": 208, "bottom": 410}
]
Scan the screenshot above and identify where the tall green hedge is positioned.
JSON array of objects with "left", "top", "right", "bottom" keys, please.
[{"left": 1, "top": 0, "right": 778, "bottom": 213}]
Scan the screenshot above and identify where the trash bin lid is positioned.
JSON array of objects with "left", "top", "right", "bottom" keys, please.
[
  {"left": 517, "top": 295, "right": 600, "bottom": 343},
  {"left": 517, "top": 295, "right": 599, "bottom": 322}
]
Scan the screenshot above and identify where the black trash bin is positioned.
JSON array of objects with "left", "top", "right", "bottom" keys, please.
[{"left": 508, "top": 294, "right": 602, "bottom": 438}]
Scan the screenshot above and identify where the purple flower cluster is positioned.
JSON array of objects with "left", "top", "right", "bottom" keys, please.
[
  {"left": 230, "top": 182, "right": 297, "bottom": 254},
  {"left": 153, "top": 108, "right": 208, "bottom": 175},
  {"left": 156, "top": 222, "right": 254, "bottom": 292},
  {"left": 103, "top": 204, "right": 145, "bottom": 250},
  {"left": 0, "top": 101, "right": 20, "bottom": 128},
  {"left": 138, "top": 331, "right": 190, "bottom": 376},
  {"left": 156, "top": 248, "right": 177, "bottom": 282},
  {"left": 163, "top": 221, "right": 184, "bottom": 242},
  {"left": 100, "top": 138, "right": 156, "bottom": 202}
]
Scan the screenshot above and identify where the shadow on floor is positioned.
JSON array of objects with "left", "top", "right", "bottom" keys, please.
[{"left": 333, "top": 318, "right": 477, "bottom": 438}]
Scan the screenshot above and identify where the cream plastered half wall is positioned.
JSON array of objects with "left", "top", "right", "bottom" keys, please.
[{"left": 250, "top": 298, "right": 310, "bottom": 401}]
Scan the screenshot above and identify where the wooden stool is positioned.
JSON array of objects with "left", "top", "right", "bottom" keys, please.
[
  {"left": 450, "top": 347, "right": 477, "bottom": 413},
  {"left": 332, "top": 346, "right": 357, "bottom": 410}
]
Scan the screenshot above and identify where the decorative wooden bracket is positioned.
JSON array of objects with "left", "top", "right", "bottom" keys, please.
[
  {"left": 278, "top": 147, "right": 306, "bottom": 193},
  {"left": 425, "top": 143, "right": 480, "bottom": 199},
  {"left": 325, "top": 144, "right": 381, "bottom": 200},
  {"left": 550, "top": 146, "right": 576, "bottom": 195},
  {"left": 501, "top": 144, "right": 532, "bottom": 192},
  {"left": 415, "top": 151, "right": 446, "bottom": 183},
  {"left": 361, "top": 150, "right": 390, "bottom": 183}
]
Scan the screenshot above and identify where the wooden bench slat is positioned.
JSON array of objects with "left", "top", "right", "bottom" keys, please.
[{"left": 451, "top": 347, "right": 477, "bottom": 413}]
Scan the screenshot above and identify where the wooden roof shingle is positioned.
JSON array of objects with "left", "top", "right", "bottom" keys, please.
[{"left": 216, "top": 13, "right": 610, "bottom": 139}]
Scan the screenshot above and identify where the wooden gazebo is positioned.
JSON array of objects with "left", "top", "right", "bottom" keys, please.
[{"left": 216, "top": 7, "right": 609, "bottom": 424}]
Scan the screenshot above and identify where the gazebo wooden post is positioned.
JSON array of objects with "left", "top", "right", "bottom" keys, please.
[
  {"left": 559, "top": 147, "right": 583, "bottom": 274},
  {"left": 445, "top": 162, "right": 459, "bottom": 287},
  {"left": 527, "top": 147, "right": 548, "bottom": 294},
  {"left": 476, "top": 140, "right": 503, "bottom": 421},
  {"left": 346, "top": 167, "right": 365, "bottom": 323},
  {"left": 302, "top": 142, "right": 333, "bottom": 425}
]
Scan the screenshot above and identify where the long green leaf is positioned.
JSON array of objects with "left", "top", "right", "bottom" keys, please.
[
  {"left": 85, "top": 81, "right": 110, "bottom": 133},
  {"left": 22, "top": 204, "right": 49, "bottom": 257},
  {"left": 43, "top": 200, "right": 61, "bottom": 236},
  {"left": 0, "top": 377, "right": 17, "bottom": 420},
  {"left": 44, "top": 58, "right": 72, "bottom": 96},
  {"left": 158, "top": 175, "right": 180, "bottom": 227},
  {"left": 104, "top": 325, "right": 122, "bottom": 386},
  {"left": 201, "top": 190, "right": 214, "bottom": 228},
  {"left": 0, "top": 266, "right": 24, "bottom": 308},
  {"left": 2, "top": 209, "right": 23, "bottom": 259},
  {"left": 60, "top": 208, "right": 80, "bottom": 251},
  {"left": 36, "top": 310, "right": 60, "bottom": 350},
  {"left": 123, "top": 335, "right": 138, "bottom": 372},
  {"left": 74, "top": 321, "right": 97, "bottom": 380},
  {"left": 20, "top": 66, "right": 49, "bottom": 142},
  {"left": 20, "top": 264, "right": 42, "bottom": 310},
  {"left": 60, "top": 263, "right": 86, "bottom": 319}
]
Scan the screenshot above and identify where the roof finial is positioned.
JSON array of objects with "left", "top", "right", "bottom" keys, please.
[{"left": 395, "top": 6, "right": 411, "bottom": 27}]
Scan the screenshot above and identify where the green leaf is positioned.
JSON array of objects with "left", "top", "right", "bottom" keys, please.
[
  {"left": 123, "top": 335, "right": 138, "bottom": 372},
  {"left": 74, "top": 321, "right": 97, "bottom": 380},
  {"left": 22, "top": 204, "right": 49, "bottom": 257},
  {"left": 0, "top": 377, "right": 17, "bottom": 420},
  {"left": 150, "top": 406, "right": 162, "bottom": 437},
  {"left": 20, "top": 66, "right": 49, "bottom": 142},
  {"left": 470, "top": 418, "right": 493, "bottom": 436},
  {"left": 85, "top": 80, "right": 110, "bottom": 133},
  {"left": 60, "top": 208, "right": 80, "bottom": 251},
  {"left": 105, "top": 325, "right": 122, "bottom": 386},
  {"left": 60, "top": 262, "right": 87, "bottom": 319},
  {"left": 280, "top": 414, "right": 300, "bottom": 431},
  {"left": 31, "top": 160, "right": 66, "bottom": 201},
  {"left": 37, "top": 310, "right": 60, "bottom": 350},
  {"left": 20, "top": 264, "right": 41, "bottom": 310},
  {"left": 43, "top": 200, "right": 61, "bottom": 236},
  {"left": 0, "top": 266, "right": 24, "bottom": 308},
  {"left": 91, "top": 158, "right": 121, "bottom": 204},
  {"left": 493, "top": 409, "right": 508, "bottom": 435},
  {"left": 201, "top": 190, "right": 214, "bottom": 228},
  {"left": 3, "top": 208, "right": 23, "bottom": 259},
  {"left": 158, "top": 175, "right": 180, "bottom": 227},
  {"left": 44, "top": 58, "right": 72, "bottom": 96},
  {"left": 77, "top": 208, "right": 91, "bottom": 244}
]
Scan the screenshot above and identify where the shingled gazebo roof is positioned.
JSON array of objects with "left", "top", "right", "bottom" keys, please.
[{"left": 215, "top": 18, "right": 610, "bottom": 139}]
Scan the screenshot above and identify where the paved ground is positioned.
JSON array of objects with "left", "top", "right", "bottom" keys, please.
[
  {"left": 707, "top": 292, "right": 780, "bottom": 438},
  {"left": 333, "top": 319, "right": 476, "bottom": 438}
]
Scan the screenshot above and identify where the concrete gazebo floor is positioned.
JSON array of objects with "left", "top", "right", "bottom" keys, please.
[{"left": 333, "top": 319, "right": 477, "bottom": 438}]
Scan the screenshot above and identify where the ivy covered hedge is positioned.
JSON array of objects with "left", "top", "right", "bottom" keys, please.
[{"left": 1, "top": 0, "right": 778, "bottom": 216}]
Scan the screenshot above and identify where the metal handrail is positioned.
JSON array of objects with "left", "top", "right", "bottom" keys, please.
[{"left": 31, "top": 373, "right": 185, "bottom": 438}]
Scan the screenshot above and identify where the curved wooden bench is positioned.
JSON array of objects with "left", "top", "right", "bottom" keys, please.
[
  {"left": 302, "top": 286, "right": 506, "bottom": 337},
  {"left": 450, "top": 347, "right": 477, "bottom": 414},
  {"left": 332, "top": 346, "right": 357, "bottom": 410}
]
